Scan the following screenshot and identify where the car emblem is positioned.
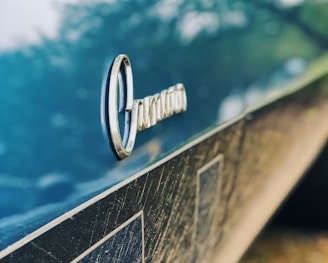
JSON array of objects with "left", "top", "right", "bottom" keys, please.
[{"left": 102, "top": 54, "right": 187, "bottom": 160}]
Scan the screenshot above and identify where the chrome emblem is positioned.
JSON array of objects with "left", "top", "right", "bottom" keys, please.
[{"left": 102, "top": 54, "right": 187, "bottom": 160}]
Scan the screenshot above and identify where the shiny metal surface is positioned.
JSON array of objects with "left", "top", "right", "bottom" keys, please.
[
  {"left": 103, "top": 54, "right": 187, "bottom": 159},
  {"left": 104, "top": 54, "right": 137, "bottom": 159},
  {"left": 134, "top": 84, "right": 187, "bottom": 132}
]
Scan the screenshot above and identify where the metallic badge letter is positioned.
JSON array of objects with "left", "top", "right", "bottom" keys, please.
[{"left": 102, "top": 54, "right": 187, "bottom": 160}]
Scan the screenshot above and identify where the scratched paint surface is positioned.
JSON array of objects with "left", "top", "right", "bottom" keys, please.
[
  {"left": 76, "top": 213, "right": 143, "bottom": 263},
  {"left": 2, "top": 75, "right": 328, "bottom": 262},
  {"left": 194, "top": 156, "right": 223, "bottom": 263},
  {"left": 0, "top": 119, "right": 242, "bottom": 263}
]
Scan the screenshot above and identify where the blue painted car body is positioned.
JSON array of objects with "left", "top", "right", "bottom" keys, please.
[{"left": 0, "top": 0, "right": 328, "bottom": 249}]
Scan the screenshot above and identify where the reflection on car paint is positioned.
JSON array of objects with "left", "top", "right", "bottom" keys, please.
[{"left": 1, "top": 0, "right": 328, "bottom": 249}]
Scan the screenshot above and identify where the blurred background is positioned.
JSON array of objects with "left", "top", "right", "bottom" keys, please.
[
  {"left": 241, "top": 141, "right": 328, "bottom": 262},
  {"left": 1, "top": 0, "right": 328, "bottom": 258}
]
